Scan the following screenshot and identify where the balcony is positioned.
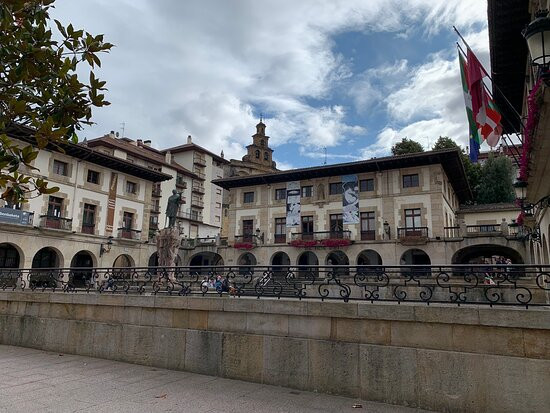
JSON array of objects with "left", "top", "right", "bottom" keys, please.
[
  {"left": 193, "top": 170, "right": 206, "bottom": 180},
  {"left": 233, "top": 235, "right": 258, "bottom": 249},
  {"left": 176, "top": 211, "right": 202, "bottom": 222},
  {"left": 192, "top": 181, "right": 205, "bottom": 194},
  {"left": 117, "top": 227, "right": 141, "bottom": 240},
  {"left": 152, "top": 187, "right": 162, "bottom": 197},
  {"left": 397, "top": 227, "right": 429, "bottom": 244},
  {"left": 444, "top": 226, "right": 461, "bottom": 238},
  {"left": 467, "top": 224, "right": 500, "bottom": 234},
  {"left": 39, "top": 215, "right": 72, "bottom": 231},
  {"left": 289, "top": 231, "right": 352, "bottom": 248},
  {"left": 151, "top": 204, "right": 160, "bottom": 214},
  {"left": 193, "top": 153, "right": 207, "bottom": 166},
  {"left": 175, "top": 176, "right": 187, "bottom": 188},
  {"left": 360, "top": 230, "right": 376, "bottom": 241},
  {"left": 81, "top": 224, "right": 95, "bottom": 235},
  {"left": 191, "top": 198, "right": 204, "bottom": 208}
]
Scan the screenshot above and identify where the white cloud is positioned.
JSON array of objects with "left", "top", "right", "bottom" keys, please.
[{"left": 50, "top": 0, "right": 489, "bottom": 162}]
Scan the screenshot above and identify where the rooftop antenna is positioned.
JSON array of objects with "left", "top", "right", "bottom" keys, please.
[
  {"left": 323, "top": 147, "right": 327, "bottom": 165},
  {"left": 120, "top": 121, "right": 126, "bottom": 138},
  {"left": 260, "top": 113, "right": 263, "bottom": 122}
]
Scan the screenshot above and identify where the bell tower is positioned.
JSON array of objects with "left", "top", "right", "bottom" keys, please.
[{"left": 244, "top": 118, "right": 275, "bottom": 169}]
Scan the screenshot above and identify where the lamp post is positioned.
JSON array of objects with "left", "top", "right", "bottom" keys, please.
[{"left": 523, "top": 10, "right": 550, "bottom": 83}]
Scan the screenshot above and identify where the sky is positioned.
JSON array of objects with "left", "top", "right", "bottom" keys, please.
[{"left": 51, "top": 0, "right": 490, "bottom": 170}]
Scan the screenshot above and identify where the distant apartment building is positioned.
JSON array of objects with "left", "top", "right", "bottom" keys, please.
[
  {"left": 208, "top": 149, "right": 527, "bottom": 268},
  {"left": 0, "top": 125, "right": 170, "bottom": 274}
]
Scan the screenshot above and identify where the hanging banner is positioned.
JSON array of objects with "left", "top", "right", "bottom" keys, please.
[
  {"left": 342, "top": 175, "right": 359, "bottom": 224},
  {"left": 286, "top": 181, "right": 300, "bottom": 227}
]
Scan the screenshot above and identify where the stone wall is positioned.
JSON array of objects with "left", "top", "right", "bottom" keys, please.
[{"left": 0, "top": 292, "right": 549, "bottom": 412}]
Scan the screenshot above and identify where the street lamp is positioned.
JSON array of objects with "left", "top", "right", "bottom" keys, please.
[
  {"left": 513, "top": 178, "right": 527, "bottom": 202},
  {"left": 100, "top": 236, "right": 113, "bottom": 257},
  {"left": 523, "top": 10, "right": 550, "bottom": 81}
]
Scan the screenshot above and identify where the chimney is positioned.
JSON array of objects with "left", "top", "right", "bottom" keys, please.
[
  {"left": 165, "top": 151, "right": 172, "bottom": 164},
  {"left": 109, "top": 130, "right": 115, "bottom": 138},
  {"left": 137, "top": 139, "right": 143, "bottom": 146},
  {"left": 187, "top": 135, "right": 192, "bottom": 144},
  {"left": 144, "top": 140, "right": 151, "bottom": 147}
]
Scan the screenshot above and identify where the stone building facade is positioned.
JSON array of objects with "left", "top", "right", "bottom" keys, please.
[
  {"left": 0, "top": 126, "right": 170, "bottom": 272},
  {"left": 209, "top": 149, "right": 526, "bottom": 267}
]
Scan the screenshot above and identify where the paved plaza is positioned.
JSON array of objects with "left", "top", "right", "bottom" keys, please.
[{"left": 0, "top": 345, "right": 432, "bottom": 413}]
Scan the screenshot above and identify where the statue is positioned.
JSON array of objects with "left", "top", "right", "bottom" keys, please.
[{"left": 166, "top": 190, "right": 182, "bottom": 228}]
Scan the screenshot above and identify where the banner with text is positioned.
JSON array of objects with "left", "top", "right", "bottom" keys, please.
[
  {"left": 286, "top": 181, "right": 301, "bottom": 227},
  {"left": 342, "top": 175, "right": 359, "bottom": 224}
]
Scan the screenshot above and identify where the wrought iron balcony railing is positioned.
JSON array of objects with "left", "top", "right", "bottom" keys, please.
[
  {"left": 467, "top": 224, "right": 500, "bottom": 233},
  {"left": 117, "top": 227, "right": 141, "bottom": 240},
  {"left": 2, "top": 264, "right": 549, "bottom": 308},
  {"left": 176, "top": 211, "right": 202, "bottom": 222},
  {"left": 274, "top": 234, "right": 286, "bottom": 244},
  {"left": 81, "top": 224, "right": 95, "bottom": 235},
  {"left": 152, "top": 187, "right": 162, "bottom": 197},
  {"left": 39, "top": 215, "right": 73, "bottom": 231},
  {"left": 360, "top": 230, "right": 376, "bottom": 241},
  {"left": 175, "top": 176, "right": 187, "bottom": 188},
  {"left": 290, "top": 231, "right": 352, "bottom": 241},
  {"left": 397, "top": 227, "right": 429, "bottom": 238},
  {"left": 191, "top": 198, "right": 204, "bottom": 208},
  {"left": 192, "top": 182, "right": 205, "bottom": 194}
]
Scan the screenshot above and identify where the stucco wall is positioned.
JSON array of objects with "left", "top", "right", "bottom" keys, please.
[{"left": 1, "top": 292, "right": 548, "bottom": 412}]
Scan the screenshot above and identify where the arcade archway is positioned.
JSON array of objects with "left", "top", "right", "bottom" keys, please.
[{"left": 451, "top": 244, "right": 524, "bottom": 264}]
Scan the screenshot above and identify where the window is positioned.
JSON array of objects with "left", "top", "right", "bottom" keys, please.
[
  {"left": 330, "top": 214, "right": 343, "bottom": 238},
  {"left": 264, "top": 152, "right": 268, "bottom": 160},
  {"left": 242, "top": 219, "right": 254, "bottom": 242},
  {"left": 87, "top": 170, "right": 99, "bottom": 184},
  {"left": 329, "top": 182, "right": 342, "bottom": 195},
  {"left": 275, "top": 188, "right": 286, "bottom": 200},
  {"left": 361, "top": 212, "right": 375, "bottom": 240},
  {"left": 122, "top": 212, "right": 134, "bottom": 229},
  {"left": 47, "top": 196, "right": 63, "bottom": 217},
  {"left": 215, "top": 215, "right": 221, "bottom": 222},
  {"left": 126, "top": 181, "right": 137, "bottom": 194},
  {"left": 53, "top": 160, "right": 68, "bottom": 176},
  {"left": 261, "top": 139, "right": 265, "bottom": 146},
  {"left": 359, "top": 178, "right": 374, "bottom": 192},
  {"left": 402, "top": 174, "right": 419, "bottom": 188},
  {"left": 255, "top": 150, "right": 260, "bottom": 158},
  {"left": 243, "top": 192, "right": 254, "bottom": 203},
  {"left": 215, "top": 202, "right": 221, "bottom": 208},
  {"left": 405, "top": 208, "right": 422, "bottom": 228},
  {"left": 275, "top": 217, "right": 286, "bottom": 243},
  {"left": 216, "top": 188, "right": 222, "bottom": 195},
  {"left": 301, "top": 216, "right": 314, "bottom": 239},
  {"left": 150, "top": 215, "right": 158, "bottom": 225},
  {"left": 301, "top": 186, "right": 312, "bottom": 198},
  {"left": 82, "top": 204, "right": 96, "bottom": 234}
]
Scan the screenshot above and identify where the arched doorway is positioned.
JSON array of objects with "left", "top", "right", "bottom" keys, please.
[
  {"left": 400, "top": 248, "right": 431, "bottom": 277},
  {"left": 0, "top": 243, "right": 20, "bottom": 268},
  {"left": 326, "top": 250, "right": 349, "bottom": 276},
  {"left": 238, "top": 252, "right": 256, "bottom": 275},
  {"left": 451, "top": 244, "right": 524, "bottom": 265},
  {"left": 356, "top": 249, "right": 382, "bottom": 266},
  {"left": 271, "top": 251, "right": 290, "bottom": 276},
  {"left": 31, "top": 247, "right": 61, "bottom": 288},
  {"left": 113, "top": 254, "right": 134, "bottom": 268},
  {"left": 148, "top": 252, "right": 159, "bottom": 267},
  {"left": 297, "top": 251, "right": 319, "bottom": 277},
  {"left": 189, "top": 252, "right": 224, "bottom": 267},
  {"left": 70, "top": 251, "right": 94, "bottom": 288}
]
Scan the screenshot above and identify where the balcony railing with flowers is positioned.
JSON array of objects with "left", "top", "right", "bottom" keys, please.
[
  {"left": 39, "top": 215, "right": 73, "bottom": 231},
  {"left": 233, "top": 234, "right": 258, "bottom": 249},
  {"left": 289, "top": 231, "right": 352, "bottom": 247}
]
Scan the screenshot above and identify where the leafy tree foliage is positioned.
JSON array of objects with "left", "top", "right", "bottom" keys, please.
[
  {"left": 476, "top": 154, "right": 515, "bottom": 204},
  {"left": 0, "top": 0, "right": 113, "bottom": 203},
  {"left": 391, "top": 138, "right": 424, "bottom": 155},
  {"left": 432, "top": 136, "right": 458, "bottom": 151}
]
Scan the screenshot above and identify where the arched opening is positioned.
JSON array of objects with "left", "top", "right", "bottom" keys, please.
[
  {"left": 271, "top": 251, "right": 290, "bottom": 276},
  {"left": 297, "top": 251, "right": 319, "bottom": 277},
  {"left": 326, "top": 250, "right": 349, "bottom": 276},
  {"left": 70, "top": 251, "right": 94, "bottom": 288},
  {"left": 31, "top": 247, "right": 61, "bottom": 288},
  {"left": 238, "top": 252, "right": 256, "bottom": 275},
  {"left": 255, "top": 149, "right": 260, "bottom": 159},
  {"left": 0, "top": 243, "right": 22, "bottom": 288},
  {"left": 148, "top": 252, "right": 159, "bottom": 267},
  {"left": 451, "top": 244, "right": 524, "bottom": 265},
  {"left": 542, "top": 235, "right": 549, "bottom": 265},
  {"left": 356, "top": 249, "right": 382, "bottom": 266},
  {"left": 0, "top": 243, "right": 20, "bottom": 268},
  {"left": 400, "top": 248, "right": 431, "bottom": 277},
  {"left": 113, "top": 254, "right": 134, "bottom": 268},
  {"left": 189, "top": 252, "right": 224, "bottom": 267}
]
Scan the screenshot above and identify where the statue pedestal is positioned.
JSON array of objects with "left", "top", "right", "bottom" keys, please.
[{"left": 156, "top": 227, "right": 181, "bottom": 281}]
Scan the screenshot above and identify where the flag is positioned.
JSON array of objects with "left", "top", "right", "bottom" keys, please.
[
  {"left": 466, "top": 48, "right": 503, "bottom": 148},
  {"left": 459, "top": 50, "right": 481, "bottom": 162}
]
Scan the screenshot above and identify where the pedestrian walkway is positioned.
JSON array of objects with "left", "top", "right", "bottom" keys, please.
[{"left": 0, "top": 345, "right": 432, "bottom": 413}]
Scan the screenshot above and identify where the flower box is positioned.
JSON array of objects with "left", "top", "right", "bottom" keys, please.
[
  {"left": 232, "top": 242, "right": 255, "bottom": 250},
  {"left": 319, "top": 239, "right": 351, "bottom": 248},
  {"left": 289, "top": 239, "right": 318, "bottom": 248}
]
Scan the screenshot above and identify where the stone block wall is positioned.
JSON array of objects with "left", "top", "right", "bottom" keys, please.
[{"left": 0, "top": 292, "right": 549, "bottom": 412}]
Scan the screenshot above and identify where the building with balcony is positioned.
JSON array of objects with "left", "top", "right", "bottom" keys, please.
[
  {"left": 488, "top": 0, "right": 550, "bottom": 265},
  {"left": 210, "top": 148, "right": 526, "bottom": 268},
  {"left": 0, "top": 124, "right": 171, "bottom": 272}
]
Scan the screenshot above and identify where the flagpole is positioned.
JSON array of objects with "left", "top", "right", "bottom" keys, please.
[{"left": 454, "top": 27, "right": 526, "bottom": 129}]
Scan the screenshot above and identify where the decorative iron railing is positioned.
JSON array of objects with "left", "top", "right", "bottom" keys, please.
[
  {"left": 117, "top": 227, "right": 141, "bottom": 240},
  {"left": 397, "top": 227, "right": 429, "bottom": 238},
  {"left": 1, "top": 265, "right": 548, "bottom": 307},
  {"left": 444, "top": 226, "right": 460, "bottom": 238},
  {"left": 467, "top": 224, "right": 500, "bottom": 233},
  {"left": 38, "top": 215, "right": 73, "bottom": 231},
  {"left": 290, "top": 231, "right": 352, "bottom": 241}
]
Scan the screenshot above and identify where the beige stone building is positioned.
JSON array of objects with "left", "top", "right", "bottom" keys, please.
[
  {"left": 0, "top": 125, "right": 170, "bottom": 274},
  {"left": 208, "top": 149, "right": 526, "bottom": 268}
]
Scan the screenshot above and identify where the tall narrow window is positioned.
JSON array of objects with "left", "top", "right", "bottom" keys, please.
[
  {"left": 330, "top": 214, "right": 343, "bottom": 238},
  {"left": 46, "top": 196, "right": 63, "bottom": 229},
  {"left": 122, "top": 212, "right": 133, "bottom": 229},
  {"left": 126, "top": 181, "right": 137, "bottom": 194},
  {"left": 82, "top": 204, "right": 96, "bottom": 234},
  {"left": 274, "top": 218, "right": 286, "bottom": 243},
  {"left": 301, "top": 216, "right": 314, "bottom": 240},
  {"left": 360, "top": 212, "right": 376, "bottom": 240},
  {"left": 242, "top": 219, "right": 254, "bottom": 242}
]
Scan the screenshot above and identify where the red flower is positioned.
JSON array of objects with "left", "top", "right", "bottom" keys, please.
[
  {"left": 290, "top": 239, "right": 318, "bottom": 247},
  {"left": 233, "top": 242, "right": 254, "bottom": 250},
  {"left": 320, "top": 239, "right": 351, "bottom": 247}
]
